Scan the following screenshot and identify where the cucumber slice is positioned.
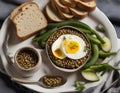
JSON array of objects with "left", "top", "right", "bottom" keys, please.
[
  {"left": 101, "top": 37, "right": 112, "bottom": 52},
  {"left": 81, "top": 71, "right": 99, "bottom": 81}
]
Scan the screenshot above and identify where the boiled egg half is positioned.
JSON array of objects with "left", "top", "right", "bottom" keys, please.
[{"left": 52, "top": 34, "right": 88, "bottom": 59}]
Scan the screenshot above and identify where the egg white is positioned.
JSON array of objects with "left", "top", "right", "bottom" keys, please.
[
  {"left": 52, "top": 34, "right": 88, "bottom": 59},
  {"left": 61, "top": 34, "right": 87, "bottom": 59},
  {"left": 51, "top": 35, "right": 66, "bottom": 59}
]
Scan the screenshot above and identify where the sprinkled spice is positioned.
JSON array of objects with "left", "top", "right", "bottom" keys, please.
[{"left": 16, "top": 48, "right": 38, "bottom": 69}]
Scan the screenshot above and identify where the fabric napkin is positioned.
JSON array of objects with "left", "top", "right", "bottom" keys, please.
[{"left": 0, "top": 0, "right": 120, "bottom": 93}]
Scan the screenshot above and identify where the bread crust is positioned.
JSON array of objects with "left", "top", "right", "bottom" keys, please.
[
  {"left": 10, "top": 2, "right": 33, "bottom": 20},
  {"left": 10, "top": 2, "right": 47, "bottom": 40},
  {"left": 58, "top": 8, "right": 73, "bottom": 19},
  {"left": 45, "top": 2, "right": 63, "bottom": 22},
  {"left": 79, "top": 0, "right": 94, "bottom": 2},
  {"left": 70, "top": 8, "right": 88, "bottom": 19},
  {"left": 60, "top": 0, "right": 76, "bottom": 8},
  {"left": 74, "top": 0, "right": 96, "bottom": 11},
  {"left": 53, "top": 0, "right": 70, "bottom": 13}
]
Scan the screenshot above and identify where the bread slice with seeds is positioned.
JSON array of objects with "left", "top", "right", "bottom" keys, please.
[{"left": 12, "top": 2, "right": 47, "bottom": 40}]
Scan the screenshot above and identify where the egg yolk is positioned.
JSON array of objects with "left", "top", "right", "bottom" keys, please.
[
  {"left": 53, "top": 48, "right": 66, "bottom": 59},
  {"left": 63, "top": 40, "right": 80, "bottom": 54}
]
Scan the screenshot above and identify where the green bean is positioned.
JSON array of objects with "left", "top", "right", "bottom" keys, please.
[
  {"left": 83, "top": 44, "right": 99, "bottom": 69},
  {"left": 83, "top": 63, "right": 120, "bottom": 76},
  {"left": 76, "top": 28, "right": 93, "bottom": 35},
  {"left": 34, "top": 27, "right": 57, "bottom": 43},
  {"left": 90, "top": 29, "right": 105, "bottom": 44},
  {"left": 33, "top": 28, "right": 48, "bottom": 42},
  {"left": 99, "top": 51, "right": 117, "bottom": 58},
  {"left": 39, "top": 28, "right": 48, "bottom": 36},
  {"left": 48, "top": 20, "right": 91, "bottom": 30},
  {"left": 48, "top": 20, "right": 105, "bottom": 44},
  {"left": 38, "top": 41, "right": 46, "bottom": 48},
  {"left": 33, "top": 33, "right": 46, "bottom": 42},
  {"left": 39, "top": 27, "right": 58, "bottom": 48},
  {"left": 86, "top": 34, "right": 101, "bottom": 45}
]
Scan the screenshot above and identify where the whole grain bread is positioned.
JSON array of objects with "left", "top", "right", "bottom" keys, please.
[
  {"left": 70, "top": 7, "right": 88, "bottom": 18},
  {"left": 58, "top": 8, "right": 73, "bottom": 19},
  {"left": 45, "top": 0, "right": 96, "bottom": 22},
  {"left": 53, "top": 0, "right": 73, "bottom": 19},
  {"left": 60, "top": 0, "right": 76, "bottom": 8},
  {"left": 74, "top": 0, "right": 96, "bottom": 11},
  {"left": 53, "top": 0, "right": 70, "bottom": 13},
  {"left": 46, "top": 2, "right": 63, "bottom": 22},
  {"left": 10, "top": 2, "right": 47, "bottom": 40},
  {"left": 10, "top": 2, "right": 30, "bottom": 20}
]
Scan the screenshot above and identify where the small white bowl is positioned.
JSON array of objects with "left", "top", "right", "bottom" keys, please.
[{"left": 14, "top": 47, "right": 42, "bottom": 77}]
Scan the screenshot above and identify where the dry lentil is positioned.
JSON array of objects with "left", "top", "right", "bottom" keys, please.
[
  {"left": 43, "top": 76, "right": 63, "bottom": 87},
  {"left": 16, "top": 49, "right": 38, "bottom": 69}
]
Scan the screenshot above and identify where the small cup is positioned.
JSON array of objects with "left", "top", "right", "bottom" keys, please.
[{"left": 14, "top": 47, "right": 42, "bottom": 77}]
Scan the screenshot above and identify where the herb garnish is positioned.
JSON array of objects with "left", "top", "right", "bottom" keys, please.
[{"left": 74, "top": 81, "right": 85, "bottom": 91}]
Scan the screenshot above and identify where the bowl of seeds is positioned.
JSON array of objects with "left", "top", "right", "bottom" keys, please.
[
  {"left": 14, "top": 46, "right": 42, "bottom": 77},
  {"left": 46, "top": 26, "right": 91, "bottom": 72}
]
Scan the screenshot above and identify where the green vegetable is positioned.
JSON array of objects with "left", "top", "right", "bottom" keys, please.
[
  {"left": 38, "top": 28, "right": 48, "bottom": 36},
  {"left": 99, "top": 51, "right": 117, "bottom": 58},
  {"left": 84, "top": 63, "right": 120, "bottom": 76},
  {"left": 74, "top": 81, "right": 85, "bottom": 91},
  {"left": 77, "top": 28, "right": 93, "bottom": 35},
  {"left": 48, "top": 20, "right": 91, "bottom": 30},
  {"left": 90, "top": 29, "right": 105, "bottom": 44},
  {"left": 81, "top": 71, "right": 99, "bottom": 81},
  {"left": 38, "top": 27, "right": 58, "bottom": 48},
  {"left": 101, "top": 36, "right": 112, "bottom": 52},
  {"left": 86, "top": 34, "right": 101, "bottom": 45},
  {"left": 33, "top": 28, "right": 48, "bottom": 42},
  {"left": 48, "top": 20, "right": 105, "bottom": 44},
  {"left": 83, "top": 44, "right": 99, "bottom": 69}
]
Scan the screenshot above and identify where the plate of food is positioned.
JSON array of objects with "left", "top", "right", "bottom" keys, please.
[{"left": 0, "top": 0, "right": 120, "bottom": 92}]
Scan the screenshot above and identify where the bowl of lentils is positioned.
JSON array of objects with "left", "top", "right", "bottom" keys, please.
[
  {"left": 14, "top": 47, "right": 42, "bottom": 77},
  {"left": 46, "top": 26, "right": 91, "bottom": 72}
]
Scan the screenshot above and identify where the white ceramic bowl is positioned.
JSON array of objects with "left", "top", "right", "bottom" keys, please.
[{"left": 14, "top": 46, "right": 42, "bottom": 77}]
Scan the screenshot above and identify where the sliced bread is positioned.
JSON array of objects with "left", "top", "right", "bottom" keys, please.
[
  {"left": 46, "top": 2, "right": 63, "bottom": 22},
  {"left": 58, "top": 8, "right": 73, "bottom": 19},
  {"left": 60, "top": 0, "right": 76, "bottom": 8},
  {"left": 80, "top": 0, "right": 94, "bottom": 2},
  {"left": 52, "top": 0, "right": 73, "bottom": 19},
  {"left": 70, "top": 7, "right": 88, "bottom": 18},
  {"left": 53, "top": 0, "right": 70, "bottom": 13},
  {"left": 10, "top": 2, "right": 30, "bottom": 20},
  {"left": 12, "top": 2, "right": 47, "bottom": 40},
  {"left": 74, "top": 0, "right": 96, "bottom": 11}
]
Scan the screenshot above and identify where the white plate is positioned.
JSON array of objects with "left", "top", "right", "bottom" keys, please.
[{"left": 0, "top": 0, "right": 120, "bottom": 92}]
